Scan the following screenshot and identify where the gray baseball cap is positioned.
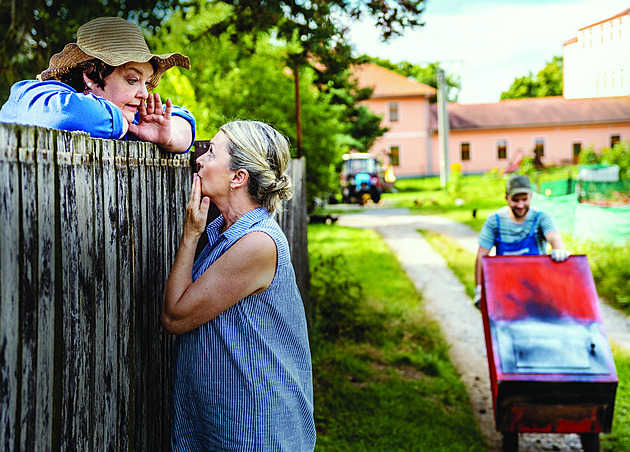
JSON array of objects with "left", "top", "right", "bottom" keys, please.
[{"left": 506, "top": 175, "right": 532, "bottom": 197}]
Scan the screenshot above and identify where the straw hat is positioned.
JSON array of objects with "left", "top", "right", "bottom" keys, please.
[{"left": 37, "top": 17, "right": 189, "bottom": 91}]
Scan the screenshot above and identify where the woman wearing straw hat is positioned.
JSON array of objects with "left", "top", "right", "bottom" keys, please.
[
  {"left": 0, "top": 17, "right": 195, "bottom": 153},
  {"left": 162, "top": 120, "right": 316, "bottom": 451}
]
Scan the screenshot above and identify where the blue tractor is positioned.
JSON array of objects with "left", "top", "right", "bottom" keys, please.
[{"left": 340, "top": 153, "right": 385, "bottom": 204}]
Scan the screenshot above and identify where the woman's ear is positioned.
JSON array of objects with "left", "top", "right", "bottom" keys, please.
[
  {"left": 231, "top": 169, "right": 249, "bottom": 190},
  {"left": 82, "top": 73, "right": 94, "bottom": 92}
]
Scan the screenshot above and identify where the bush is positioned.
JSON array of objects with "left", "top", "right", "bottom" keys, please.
[
  {"left": 601, "top": 141, "right": 630, "bottom": 180},
  {"left": 578, "top": 141, "right": 630, "bottom": 180},
  {"left": 564, "top": 237, "right": 630, "bottom": 312},
  {"left": 309, "top": 253, "right": 383, "bottom": 343}
]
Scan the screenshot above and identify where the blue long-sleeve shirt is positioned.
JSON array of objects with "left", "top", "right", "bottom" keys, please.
[{"left": 0, "top": 80, "right": 196, "bottom": 150}]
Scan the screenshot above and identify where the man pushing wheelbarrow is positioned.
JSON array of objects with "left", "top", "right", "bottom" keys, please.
[{"left": 474, "top": 176, "right": 618, "bottom": 451}]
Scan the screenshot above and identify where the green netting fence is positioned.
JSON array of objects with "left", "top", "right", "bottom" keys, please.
[
  {"left": 532, "top": 192, "right": 630, "bottom": 245},
  {"left": 537, "top": 178, "right": 630, "bottom": 202}
]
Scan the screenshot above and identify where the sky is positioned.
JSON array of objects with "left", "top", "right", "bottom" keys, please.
[{"left": 346, "top": 0, "right": 630, "bottom": 104}]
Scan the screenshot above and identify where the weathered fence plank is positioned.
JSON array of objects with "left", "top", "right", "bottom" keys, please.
[
  {"left": 101, "top": 138, "right": 119, "bottom": 451},
  {"left": 128, "top": 141, "right": 147, "bottom": 450},
  {"left": 57, "top": 130, "right": 91, "bottom": 450},
  {"left": 18, "top": 126, "right": 39, "bottom": 452},
  {"left": 114, "top": 140, "right": 132, "bottom": 451},
  {"left": 90, "top": 138, "right": 106, "bottom": 451},
  {"left": 276, "top": 156, "right": 310, "bottom": 317},
  {"left": 1, "top": 123, "right": 20, "bottom": 452},
  {"left": 0, "top": 125, "right": 308, "bottom": 451},
  {"left": 35, "top": 127, "right": 55, "bottom": 451}
]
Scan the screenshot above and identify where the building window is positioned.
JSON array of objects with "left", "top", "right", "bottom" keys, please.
[
  {"left": 461, "top": 142, "right": 470, "bottom": 161},
  {"left": 388, "top": 102, "right": 399, "bottom": 122},
  {"left": 497, "top": 140, "right": 507, "bottom": 159},
  {"left": 534, "top": 138, "right": 544, "bottom": 158},
  {"left": 573, "top": 142, "right": 582, "bottom": 164},
  {"left": 390, "top": 145, "right": 400, "bottom": 166},
  {"left": 610, "top": 134, "right": 621, "bottom": 147}
]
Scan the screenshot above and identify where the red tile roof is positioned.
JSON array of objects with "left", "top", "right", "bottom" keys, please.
[
  {"left": 429, "top": 96, "right": 630, "bottom": 131},
  {"left": 352, "top": 63, "right": 437, "bottom": 98}
]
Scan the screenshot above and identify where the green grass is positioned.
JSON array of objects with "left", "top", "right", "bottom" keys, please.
[
  {"left": 308, "top": 224, "right": 488, "bottom": 451},
  {"left": 420, "top": 229, "right": 630, "bottom": 451},
  {"left": 420, "top": 229, "right": 477, "bottom": 299},
  {"left": 563, "top": 236, "right": 630, "bottom": 315}
]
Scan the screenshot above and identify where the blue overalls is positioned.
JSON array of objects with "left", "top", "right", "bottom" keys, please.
[{"left": 494, "top": 211, "right": 541, "bottom": 256}]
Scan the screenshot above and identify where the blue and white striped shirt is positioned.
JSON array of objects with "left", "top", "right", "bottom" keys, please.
[
  {"left": 478, "top": 206, "right": 557, "bottom": 254},
  {"left": 171, "top": 208, "right": 315, "bottom": 451}
]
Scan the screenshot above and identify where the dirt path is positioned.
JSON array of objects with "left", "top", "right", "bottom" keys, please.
[{"left": 336, "top": 206, "right": 629, "bottom": 452}]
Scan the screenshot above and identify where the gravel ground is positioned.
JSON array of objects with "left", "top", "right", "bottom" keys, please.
[{"left": 335, "top": 205, "right": 630, "bottom": 452}]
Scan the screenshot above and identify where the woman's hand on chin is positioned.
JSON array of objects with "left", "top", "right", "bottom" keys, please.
[{"left": 182, "top": 173, "right": 210, "bottom": 243}]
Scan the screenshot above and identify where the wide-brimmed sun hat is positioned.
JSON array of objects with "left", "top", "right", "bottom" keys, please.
[{"left": 37, "top": 17, "right": 189, "bottom": 91}]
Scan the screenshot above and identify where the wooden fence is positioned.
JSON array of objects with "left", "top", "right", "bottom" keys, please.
[{"left": 0, "top": 123, "right": 309, "bottom": 451}]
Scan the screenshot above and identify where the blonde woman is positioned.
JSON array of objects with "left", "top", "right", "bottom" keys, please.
[
  {"left": 0, "top": 17, "right": 195, "bottom": 153},
  {"left": 163, "top": 121, "right": 315, "bottom": 451}
]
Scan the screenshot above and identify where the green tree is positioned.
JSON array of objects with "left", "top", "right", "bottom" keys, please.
[
  {"left": 194, "top": 0, "right": 427, "bottom": 155},
  {"left": 500, "top": 56, "right": 563, "bottom": 100},
  {"left": 366, "top": 57, "right": 461, "bottom": 103},
  {"left": 0, "top": 0, "right": 184, "bottom": 103},
  {"left": 152, "top": 4, "right": 349, "bottom": 205}
]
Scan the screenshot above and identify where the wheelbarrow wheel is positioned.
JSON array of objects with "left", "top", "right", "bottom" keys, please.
[
  {"left": 580, "top": 433, "right": 600, "bottom": 452},
  {"left": 501, "top": 432, "right": 518, "bottom": 452}
]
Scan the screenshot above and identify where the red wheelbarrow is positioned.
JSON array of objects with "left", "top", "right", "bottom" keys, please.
[{"left": 480, "top": 255, "right": 617, "bottom": 452}]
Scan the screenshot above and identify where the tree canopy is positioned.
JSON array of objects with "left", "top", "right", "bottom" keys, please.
[{"left": 500, "top": 56, "right": 563, "bottom": 100}]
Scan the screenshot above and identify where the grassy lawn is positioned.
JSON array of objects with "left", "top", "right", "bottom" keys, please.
[
  {"left": 311, "top": 173, "right": 629, "bottom": 449},
  {"left": 308, "top": 224, "right": 487, "bottom": 451},
  {"left": 420, "top": 230, "right": 630, "bottom": 451}
]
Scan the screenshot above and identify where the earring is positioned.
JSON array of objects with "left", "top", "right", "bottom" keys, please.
[
  {"left": 87, "top": 82, "right": 92, "bottom": 88},
  {"left": 230, "top": 185, "right": 234, "bottom": 191}
]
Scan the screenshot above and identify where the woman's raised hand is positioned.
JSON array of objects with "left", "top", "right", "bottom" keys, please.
[
  {"left": 128, "top": 93, "right": 173, "bottom": 146},
  {"left": 183, "top": 173, "right": 210, "bottom": 242}
]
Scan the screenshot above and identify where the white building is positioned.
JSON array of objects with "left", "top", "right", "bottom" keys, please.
[{"left": 564, "top": 8, "right": 630, "bottom": 99}]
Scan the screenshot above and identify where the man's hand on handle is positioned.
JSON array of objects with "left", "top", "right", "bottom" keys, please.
[
  {"left": 474, "top": 284, "right": 482, "bottom": 310},
  {"left": 551, "top": 249, "right": 571, "bottom": 262}
]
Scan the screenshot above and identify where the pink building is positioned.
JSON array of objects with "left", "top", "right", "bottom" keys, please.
[
  {"left": 356, "top": 8, "right": 630, "bottom": 178},
  {"left": 351, "top": 63, "right": 436, "bottom": 177},
  {"left": 428, "top": 96, "right": 630, "bottom": 176}
]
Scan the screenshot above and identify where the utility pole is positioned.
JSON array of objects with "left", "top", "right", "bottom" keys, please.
[
  {"left": 293, "top": 62, "right": 303, "bottom": 158},
  {"left": 437, "top": 68, "right": 450, "bottom": 188}
]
